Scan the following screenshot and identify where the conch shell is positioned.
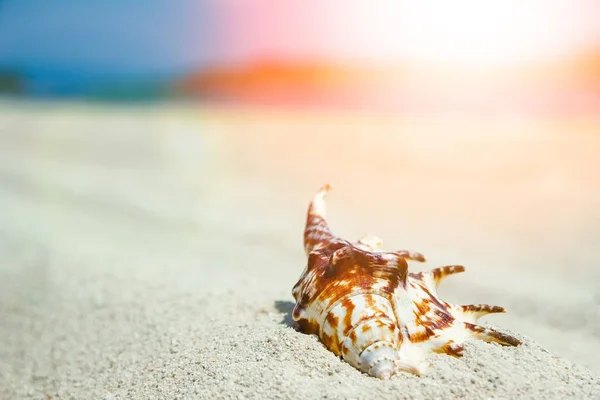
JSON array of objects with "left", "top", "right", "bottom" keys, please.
[{"left": 292, "top": 184, "right": 521, "bottom": 379}]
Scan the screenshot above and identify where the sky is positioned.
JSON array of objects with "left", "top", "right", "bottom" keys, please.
[
  {"left": 0, "top": 0, "right": 216, "bottom": 82},
  {"left": 0, "top": 0, "right": 599, "bottom": 90}
]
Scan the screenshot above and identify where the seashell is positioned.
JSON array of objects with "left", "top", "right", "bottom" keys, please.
[{"left": 292, "top": 184, "right": 521, "bottom": 379}]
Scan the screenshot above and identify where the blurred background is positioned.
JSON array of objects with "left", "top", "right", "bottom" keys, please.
[
  {"left": 1, "top": 0, "right": 600, "bottom": 382},
  {"left": 1, "top": 0, "right": 599, "bottom": 112}
]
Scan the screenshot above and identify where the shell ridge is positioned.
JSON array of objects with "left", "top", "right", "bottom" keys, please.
[
  {"left": 317, "top": 290, "right": 395, "bottom": 342},
  {"left": 341, "top": 315, "right": 396, "bottom": 352},
  {"left": 336, "top": 293, "right": 397, "bottom": 349},
  {"left": 453, "top": 304, "right": 507, "bottom": 323},
  {"left": 463, "top": 322, "right": 522, "bottom": 346},
  {"left": 329, "top": 245, "right": 409, "bottom": 292},
  {"left": 306, "top": 244, "right": 409, "bottom": 316},
  {"left": 359, "top": 340, "right": 399, "bottom": 379}
]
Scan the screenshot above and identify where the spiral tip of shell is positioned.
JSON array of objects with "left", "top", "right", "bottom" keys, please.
[
  {"left": 310, "top": 184, "right": 334, "bottom": 218},
  {"left": 320, "top": 183, "right": 333, "bottom": 193}
]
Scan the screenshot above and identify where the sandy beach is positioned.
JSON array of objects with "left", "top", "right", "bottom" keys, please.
[{"left": 1, "top": 100, "right": 599, "bottom": 399}]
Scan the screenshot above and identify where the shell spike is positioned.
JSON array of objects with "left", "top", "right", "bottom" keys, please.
[
  {"left": 304, "top": 184, "right": 336, "bottom": 255},
  {"left": 430, "top": 265, "right": 465, "bottom": 285},
  {"left": 456, "top": 304, "right": 506, "bottom": 323},
  {"left": 464, "top": 322, "right": 522, "bottom": 346},
  {"left": 309, "top": 184, "right": 333, "bottom": 218},
  {"left": 395, "top": 249, "right": 427, "bottom": 262},
  {"left": 412, "top": 265, "right": 465, "bottom": 293}
]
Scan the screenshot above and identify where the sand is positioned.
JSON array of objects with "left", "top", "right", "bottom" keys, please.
[{"left": 0, "top": 100, "right": 599, "bottom": 399}]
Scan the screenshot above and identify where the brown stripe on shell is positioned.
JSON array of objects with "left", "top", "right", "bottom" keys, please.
[
  {"left": 375, "top": 318, "right": 391, "bottom": 329},
  {"left": 409, "top": 327, "right": 435, "bottom": 343},
  {"left": 304, "top": 213, "right": 337, "bottom": 254},
  {"left": 411, "top": 285, "right": 455, "bottom": 328},
  {"left": 413, "top": 298, "right": 432, "bottom": 319},
  {"left": 326, "top": 312, "right": 340, "bottom": 330},
  {"left": 341, "top": 297, "right": 356, "bottom": 335},
  {"left": 461, "top": 304, "right": 506, "bottom": 314},
  {"left": 396, "top": 250, "right": 427, "bottom": 262},
  {"left": 348, "top": 314, "right": 396, "bottom": 336},
  {"left": 340, "top": 315, "right": 400, "bottom": 356},
  {"left": 431, "top": 308, "right": 455, "bottom": 327},
  {"left": 321, "top": 332, "right": 338, "bottom": 354},
  {"left": 431, "top": 265, "right": 466, "bottom": 284},
  {"left": 364, "top": 294, "right": 376, "bottom": 308},
  {"left": 357, "top": 274, "right": 376, "bottom": 292},
  {"left": 309, "top": 243, "right": 408, "bottom": 310},
  {"left": 419, "top": 286, "right": 451, "bottom": 311},
  {"left": 381, "top": 258, "right": 408, "bottom": 294},
  {"left": 348, "top": 329, "right": 358, "bottom": 345},
  {"left": 436, "top": 340, "right": 464, "bottom": 357}
]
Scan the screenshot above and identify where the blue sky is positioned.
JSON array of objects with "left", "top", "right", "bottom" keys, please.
[
  {"left": 0, "top": 0, "right": 216, "bottom": 86},
  {"left": 0, "top": 0, "right": 598, "bottom": 94}
]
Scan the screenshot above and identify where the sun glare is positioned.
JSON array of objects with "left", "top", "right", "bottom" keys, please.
[
  {"left": 403, "top": 2, "right": 549, "bottom": 68},
  {"left": 339, "top": 0, "right": 591, "bottom": 69}
]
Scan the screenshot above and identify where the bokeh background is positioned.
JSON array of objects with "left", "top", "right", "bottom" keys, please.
[
  {"left": 1, "top": 1, "right": 600, "bottom": 392},
  {"left": 1, "top": 0, "right": 600, "bottom": 111}
]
